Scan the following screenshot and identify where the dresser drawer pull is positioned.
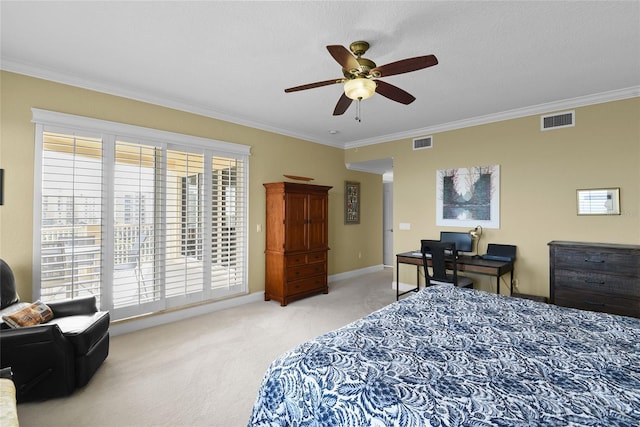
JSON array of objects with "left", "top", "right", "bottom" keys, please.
[
  {"left": 584, "top": 279, "right": 605, "bottom": 285},
  {"left": 583, "top": 258, "right": 605, "bottom": 263}
]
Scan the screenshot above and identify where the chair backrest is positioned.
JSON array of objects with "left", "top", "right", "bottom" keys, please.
[
  {"left": 420, "top": 239, "right": 459, "bottom": 286},
  {"left": 0, "top": 259, "right": 20, "bottom": 309}
]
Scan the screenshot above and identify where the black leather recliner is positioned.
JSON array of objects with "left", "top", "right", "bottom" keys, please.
[{"left": 0, "top": 259, "right": 110, "bottom": 402}]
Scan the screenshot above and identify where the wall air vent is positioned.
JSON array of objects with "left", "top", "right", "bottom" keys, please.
[
  {"left": 413, "top": 136, "right": 433, "bottom": 150},
  {"left": 541, "top": 110, "right": 575, "bottom": 131}
]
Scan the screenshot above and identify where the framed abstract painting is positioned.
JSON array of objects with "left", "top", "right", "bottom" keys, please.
[{"left": 436, "top": 165, "right": 500, "bottom": 229}]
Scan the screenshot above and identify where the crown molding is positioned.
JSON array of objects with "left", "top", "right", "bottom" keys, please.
[
  {"left": 4, "top": 57, "right": 637, "bottom": 151},
  {"left": 1, "top": 57, "right": 344, "bottom": 149},
  {"left": 344, "top": 86, "right": 640, "bottom": 149}
]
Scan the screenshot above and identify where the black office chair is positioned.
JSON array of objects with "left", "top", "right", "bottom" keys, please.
[{"left": 420, "top": 239, "right": 474, "bottom": 289}]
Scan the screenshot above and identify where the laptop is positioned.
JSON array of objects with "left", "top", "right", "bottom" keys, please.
[{"left": 481, "top": 244, "right": 516, "bottom": 262}]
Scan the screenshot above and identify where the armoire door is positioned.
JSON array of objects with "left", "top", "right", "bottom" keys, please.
[
  {"left": 307, "top": 192, "right": 328, "bottom": 250},
  {"left": 284, "top": 192, "right": 308, "bottom": 252}
]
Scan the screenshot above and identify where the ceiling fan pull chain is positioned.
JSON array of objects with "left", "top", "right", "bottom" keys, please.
[{"left": 355, "top": 99, "right": 362, "bottom": 122}]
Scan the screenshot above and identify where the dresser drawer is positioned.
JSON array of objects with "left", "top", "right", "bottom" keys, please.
[
  {"left": 553, "top": 248, "right": 640, "bottom": 276},
  {"left": 286, "top": 276, "right": 327, "bottom": 296},
  {"left": 554, "top": 288, "right": 640, "bottom": 318},
  {"left": 549, "top": 241, "right": 640, "bottom": 318},
  {"left": 554, "top": 269, "right": 640, "bottom": 297},
  {"left": 287, "top": 263, "right": 326, "bottom": 281}
]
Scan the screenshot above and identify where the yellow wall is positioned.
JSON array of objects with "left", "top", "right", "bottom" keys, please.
[
  {"left": 0, "top": 71, "right": 382, "bottom": 300},
  {"left": 346, "top": 98, "right": 640, "bottom": 297}
]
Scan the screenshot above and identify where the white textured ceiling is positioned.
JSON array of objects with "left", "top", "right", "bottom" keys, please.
[{"left": 2, "top": 1, "right": 639, "bottom": 149}]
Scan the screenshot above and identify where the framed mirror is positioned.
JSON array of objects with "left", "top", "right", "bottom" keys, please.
[{"left": 577, "top": 187, "right": 620, "bottom": 215}]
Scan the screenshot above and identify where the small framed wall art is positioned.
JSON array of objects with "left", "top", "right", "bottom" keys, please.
[
  {"left": 576, "top": 187, "right": 620, "bottom": 215},
  {"left": 344, "top": 181, "right": 360, "bottom": 224}
]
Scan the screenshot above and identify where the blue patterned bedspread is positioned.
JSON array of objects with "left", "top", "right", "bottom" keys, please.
[{"left": 248, "top": 285, "right": 640, "bottom": 426}]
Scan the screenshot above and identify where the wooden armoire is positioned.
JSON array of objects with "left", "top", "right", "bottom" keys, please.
[{"left": 264, "top": 182, "right": 332, "bottom": 306}]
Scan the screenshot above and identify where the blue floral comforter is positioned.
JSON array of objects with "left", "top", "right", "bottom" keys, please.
[{"left": 248, "top": 285, "right": 640, "bottom": 426}]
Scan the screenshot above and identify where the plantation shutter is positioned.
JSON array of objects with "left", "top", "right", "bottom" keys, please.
[
  {"left": 112, "top": 140, "right": 163, "bottom": 314},
  {"left": 40, "top": 131, "right": 104, "bottom": 302},
  {"left": 165, "top": 149, "right": 206, "bottom": 304},
  {"left": 211, "top": 156, "right": 246, "bottom": 295}
]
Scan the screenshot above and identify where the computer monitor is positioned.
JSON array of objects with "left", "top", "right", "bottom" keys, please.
[{"left": 440, "top": 231, "right": 473, "bottom": 254}]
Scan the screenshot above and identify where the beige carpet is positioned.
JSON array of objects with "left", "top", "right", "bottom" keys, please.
[{"left": 17, "top": 268, "right": 395, "bottom": 427}]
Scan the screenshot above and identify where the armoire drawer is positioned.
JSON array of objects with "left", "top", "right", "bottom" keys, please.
[
  {"left": 286, "top": 276, "right": 327, "bottom": 296},
  {"left": 286, "top": 251, "right": 326, "bottom": 267},
  {"left": 307, "top": 251, "right": 327, "bottom": 264},
  {"left": 287, "top": 263, "right": 326, "bottom": 281},
  {"left": 286, "top": 254, "right": 307, "bottom": 266}
]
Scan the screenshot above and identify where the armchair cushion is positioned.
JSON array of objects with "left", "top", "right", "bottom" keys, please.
[{"left": 48, "top": 311, "right": 110, "bottom": 355}]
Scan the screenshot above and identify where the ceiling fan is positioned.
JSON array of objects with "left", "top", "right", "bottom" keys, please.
[{"left": 284, "top": 41, "right": 438, "bottom": 117}]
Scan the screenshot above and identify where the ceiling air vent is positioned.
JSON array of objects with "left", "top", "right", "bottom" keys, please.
[
  {"left": 413, "top": 135, "right": 433, "bottom": 150},
  {"left": 541, "top": 110, "right": 575, "bottom": 131}
]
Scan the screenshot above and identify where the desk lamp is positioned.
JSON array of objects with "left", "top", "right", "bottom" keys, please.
[{"left": 469, "top": 225, "right": 483, "bottom": 258}]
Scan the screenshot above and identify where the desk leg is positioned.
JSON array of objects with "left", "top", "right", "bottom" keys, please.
[
  {"left": 510, "top": 270, "right": 514, "bottom": 295},
  {"left": 396, "top": 257, "right": 421, "bottom": 300},
  {"left": 396, "top": 257, "right": 399, "bottom": 301},
  {"left": 497, "top": 277, "right": 500, "bottom": 295}
]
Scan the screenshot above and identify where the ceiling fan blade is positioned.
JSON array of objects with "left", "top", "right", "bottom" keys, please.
[
  {"left": 372, "top": 54, "right": 438, "bottom": 77},
  {"left": 326, "top": 45, "right": 360, "bottom": 71},
  {"left": 284, "top": 78, "right": 342, "bottom": 93},
  {"left": 374, "top": 80, "right": 416, "bottom": 105},
  {"left": 333, "top": 93, "right": 353, "bottom": 116}
]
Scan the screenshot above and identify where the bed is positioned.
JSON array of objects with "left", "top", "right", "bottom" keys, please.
[{"left": 248, "top": 284, "right": 640, "bottom": 426}]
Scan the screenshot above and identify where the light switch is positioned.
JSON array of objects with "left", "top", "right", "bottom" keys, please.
[
  {"left": 399, "top": 223, "right": 411, "bottom": 230},
  {"left": 256, "top": 224, "right": 262, "bottom": 232}
]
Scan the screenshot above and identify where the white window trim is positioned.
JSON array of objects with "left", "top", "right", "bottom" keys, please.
[{"left": 32, "top": 108, "right": 251, "bottom": 156}]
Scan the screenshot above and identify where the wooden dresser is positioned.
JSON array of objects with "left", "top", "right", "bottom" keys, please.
[
  {"left": 264, "top": 182, "right": 332, "bottom": 306},
  {"left": 549, "top": 241, "right": 640, "bottom": 318}
]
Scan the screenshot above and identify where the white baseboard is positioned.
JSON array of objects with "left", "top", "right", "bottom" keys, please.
[
  {"left": 110, "top": 292, "right": 264, "bottom": 336},
  {"left": 110, "top": 264, "right": 387, "bottom": 336},
  {"left": 394, "top": 281, "right": 418, "bottom": 292},
  {"left": 328, "top": 264, "right": 385, "bottom": 282}
]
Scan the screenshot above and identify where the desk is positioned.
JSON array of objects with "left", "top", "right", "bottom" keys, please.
[{"left": 396, "top": 252, "right": 514, "bottom": 300}]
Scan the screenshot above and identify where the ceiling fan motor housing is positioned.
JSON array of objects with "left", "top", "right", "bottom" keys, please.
[
  {"left": 344, "top": 41, "right": 378, "bottom": 78},
  {"left": 343, "top": 57, "right": 377, "bottom": 79}
]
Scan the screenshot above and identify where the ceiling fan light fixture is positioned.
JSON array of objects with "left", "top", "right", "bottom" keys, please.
[{"left": 344, "top": 78, "right": 376, "bottom": 100}]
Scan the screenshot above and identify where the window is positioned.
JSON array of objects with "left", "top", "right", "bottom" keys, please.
[{"left": 33, "top": 109, "right": 250, "bottom": 321}]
